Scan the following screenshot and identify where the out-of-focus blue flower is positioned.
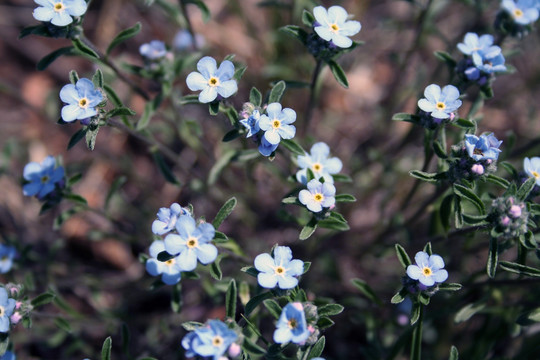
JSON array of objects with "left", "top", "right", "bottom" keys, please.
[
  {"left": 60, "top": 78, "right": 103, "bottom": 122},
  {"left": 239, "top": 110, "right": 260, "bottom": 138},
  {"left": 0, "top": 246, "right": 16, "bottom": 274},
  {"left": 152, "top": 203, "right": 190, "bottom": 235},
  {"left": 457, "top": 33, "right": 497, "bottom": 55},
  {"left": 33, "top": 0, "right": 87, "bottom": 27},
  {"left": 164, "top": 216, "right": 216, "bottom": 271},
  {"left": 524, "top": 157, "right": 540, "bottom": 185},
  {"left": 274, "top": 302, "right": 310, "bottom": 344},
  {"left": 0, "top": 351, "right": 15, "bottom": 360},
  {"left": 296, "top": 142, "right": 342, "bottom": 184},
  {"left": 254, "top": 246, "right": 304, "bottom": 289},
  {"left": 313, "top": 5, "right": 361, "bottom": 48},
  {"left": 139, "top": 40, "right": 167, "bottom": 60},
  {"left": 298, "top": 179, "right": 336, "bottom": 213},
  {"left": 417, "top": 84, "right": 462, "bottom": 120},
  {"left": 406, "top": 251, "right": 448, "bottom": 287},
  {"left": 0, "top": 287, "right": 16, "bottom": 333},
  {"left": 258, "top": 136, "right": 279, "bottom": 157},
  {"left": 23, "top": 156, "right": 65, "bottom": 199},
  {"left": 502, "top": 0, "right": 539, "bottom": 25},
  {"left": 186, "top": 56, "right": 238, "bottom": 103},
  {"left": 173, "top": 29, "right": 204, "bottom": 51},
  {"left": 471, "top": 48, "right": 507, "bottom": 74},
  {"left": 465, "top": 133, "right": 502, "bottom": 161},
  {"left": 259, "top": 103, "right": 296, "bottom": 145},
  {"left": 145, "top": 240, "right": 182, "bottom": 285},
  {"left": 182, "top": 320, "right": 237, "bottom": 360}
]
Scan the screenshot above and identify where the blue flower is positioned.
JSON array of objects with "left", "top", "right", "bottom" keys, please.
[
  {"left": 145, "top": 240, "right": 182, "bottom": 285},
  {"left": 173, "top": 29, "right": 204, "bottom": 51},
  {"left": 298, "top": 179, "right": 336, "bottom": 213},
  {"left": 139, "top": 40, "right": 167, "bottom": 60},
  {"left": 33, "top": 0, "right": 87, "bottom": 27},
  {"left": 259, "top": 103, "right": 296, "bottom": 145},
  {"left": 0, "top": 246, "right": 17, "bottom": 274},
  {"left": 186, "top": 56, "right": 238, "bottom": 103},
  {"left": 524, "top": 157, "right": 540, "bottom": 185},
  {"left": 60, "top": 78, "right": 103, "bottom": 123},
  {"left": 457, "top": 33, "right": 497, "bottom": 55},
  {"left": 313, "top": 6, "right": 361, "bottom": 48},
  {"left": 0, "top": 351, "right": 15, "bottom": 360},
  {"left": 465, "top": 133, "right": 502, "bottom": 161},
  {"left": 23, "top": 156, "right": 65, "bottom": 199},
  {"left": 182, "top": 320, "right": 237, "bottom": 360},
  {"left": 0, "top": 287, "right": 16, "bottom": 333},
  {"left": 164, "top": 216, "right": 216, "bottom": 271},
  {"left": 417, "top": 84, "right": 462, "bottom": 120},
  {"left": 254, "top": 246, "right": 304, "bottom": 289},
  {"left": 240, "top": 110, "right": 261, "bottom": 138},
  {"left": 274, "top": 303, "right": 310, "bottom": 344},
  {"left": 151, "top": 203, "right": 190, "bottom": 235},
  {"left": 406, "top": 251, "right": 448, "bottom": 287},
  {"left": 258, "top": 136, "right": 279, "bottom": 157},
  {"left": 296, "top": 142, "right": 343, "bottom": 184},
  {"left": 471, "top": 47, "right": 507, "bottom": 74},
  {"left": 502, "top": 0, "right": 539, "bottom": 25}
]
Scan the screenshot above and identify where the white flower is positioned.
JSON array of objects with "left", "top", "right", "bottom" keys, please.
[{"left": 313, "top": 6, "right": 361, "bottom": 48}]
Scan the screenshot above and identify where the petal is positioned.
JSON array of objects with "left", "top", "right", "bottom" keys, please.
[
  {"left": 23, "top": 162, "right": 42, "bottom": 180},
  {"left": 312, "top": 6, "right": 329, "bottom": 24},
  {"left": 274, "top": 246, "right": 293, "bottom": 265},
  {"left": 331, "top": 34, "right": 353, "bottom": 48},
  {"left": 33, "top": 7, "right": 54, "bottom": 22},
  {"left": 433, "top": 269, "right": 448, "bottom": 283},
  {"left": 417, "top": 99, "right": 436, "bottom": 112},
  {"left": 59, "top": 84, "right": 79, "bottom": 104},
  {"left": 38, "top": 182, "right": 55, "bottom": 197},
  {"left": 441, "top": 85, "right": 460, "bottom": 102},
  {"left": 418, "top": 275, "right": 435, "bottom": 287},
  {"left": 195, "top": 222, "right": 215, "bottom": 243},
  {"left": 324, "top": 157, "right": 343, "bottom": 173},
  {"left": 277, "top": 275, "right": 298, "bottom": 289},
  {"left": 258, "top": 272, "right": 278, "bottom": 288},
  {"left": 264, "top": 130, "right": 281, "bottom": 145},
  {"left": 4, "top": 300, "right": 15, "bottom": 316},
  {"left": 164, "top": 234, "right": 186, "bottom": 255},
  {"left": 321, "top": 196, "right": 335, "bottom": 208},
  {"left": 266, "top": 103, "right": 282, "bottom": 118},
  {"left": 161, "top": 272, "right": 182, "bottom": 285},
  {"left": 430, "top": 110, "right": 450, "bottom": 119},
  {"left": 195, "top": 243, "right": 217, "bottom": 264},
  {"left": 297, "top": 154, "right": 311, "bottom": 169},
  {"left": 258, "top": 115, "right": 272, "bottom": 131},
  {"left": 198, "top": 86, "right": 218, "bottom": 103},
  {"left": 428, "top": 254, "right": 445, "bottom": 271},
  {"left": 273, "top": 327, "right": 293, "bottom": 344},
  {"left": 406, "top": 265, "right": 422, "bottom": 280},
  {"left": 196, "top": 56, "right": 217, "bottom": 78},
  {"left": 298, "top": 189, "right": 312, "bottom": 206},
  {"left": 280, "top": 108, "right": 297, "bottom": 124},
  {"left": 310, "top": 142, "right": 330, "bottom": 160},
  {"left": 177, "top": 249, "right": 197, "bottom": 271},
  {"left": 306, "top": 179, "right": 322, "bottom": 193},
  {"left": 186, "top": 72, "right": 208, "bottom": 91},
  {"left": 148, "top": 240, "right": 166, "bottom": 258},
  {"left": 277, "top": 124, "right": 296, "bottom": 140},
  {"left": 296, "top": 169, "right": 308, "bottom": 185},
  {"left": 339, "top": 20, "right": 361, "bottom": 36},
  {"left": 321, "top": 182, "right": 336, "bottom": 197},
  {"left": 414, "top": 251, "right": 429, "bottom": 267},
  {"left": 175, "top": 215, "right": 196, "bottom": 238},
  {"left": 0, "top": 289, "right": 7, "bottom": 305},
  {"left": 424, "top": 84, "right": 441, "bottom": 103},
  {"left": 254, "top": 253, "right": 275, "bottom": 272},
  {"left": 151, "top": 220, "right": 168, "bottom": 235},
  {"left": 327, "top": 5, "right": 348, "bottom": 24},
  {"left": 66, "top": 0, "right": 87, "bottom": 16},
  {"left": 61, "top": 104, "right": 82, "bottom": 122},
  {"left": 305, "top": 199, "right": 323, "bottom": 213},
  {"left": 217, "top": 80, "right": 238, "bottom": 98},
  {"left": 23, "top": 182, "right": 41, "bottom": 196},
  {"left": 314, "top": 26, "right": 333, "bottom": 41},
  {"left": 0, "top": 317, "right": 9, "bottom": 333},
  {"left": 51, "top": 11, "right": 73, "bottom": 26},
  {"left": 288, "top": 259, "right": 304, "bottom": 276},
  {"left": 216, "top": 60, "right": 235, "bottom": 80},
  {"left": 145, "top": 259, "right": 162, "bottom": 276}
]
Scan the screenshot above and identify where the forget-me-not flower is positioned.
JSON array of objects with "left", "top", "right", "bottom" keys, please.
[
  {"left": 406, "top": 251, "right": 448, "bottom": 287},
  {"left": 23, "top": 156, "right": 65, "bottom": 199},
  {"left": 465, "top": 133, "right": 502, "bottom": 161},
  {"left": 313, "top": 6, "right": 361, "bottom": 48},
  {"left": 186, "top": 56, "right": 238, "bottom": 103},
  {"left": 471, "top": 48, "right": 507, "bottom": 74},
  {"left": 299, "top": 179, "right": 336, "bottom": 213},
  {"left": 0, "top": 246, "right": 17, "bottom": 274},
  {"left": 164, "top": 215, "right": 216, "bottom": 271},
  {"left": 239, "top": 110, "right": 261, "bottom": 138},
  {"left": 0, "top": 287, "right": 16, "bottom": 333},
  {"left": 139, "top": 40, "right": 167, "bottom": 60},
  {"left": 524, "top": 157, "right": 540, "bottom": 185},
  {"left": 457, "top": 33, "right": 497, "bottom": 55},
  {"left": 502, "top": 0, "right": 539, "bottom": 25},
  {"left": 60, "top": 78, "right": 103, "bottom": 123},
  {"left": 254, "top": 246, "right": 304, "bottom": 289},
  {"left": 418, "top": 84, "right": 462, "bottom": 120},
  {"left": 274, "top": 302, "right": 310, "bottom": 344},
  {"left": 296, "top": 142, "right": 343, "bottom": 184},
  {"left": 259, "top": 103, "right": 296, "bottom": 145},
  {"left": 173, "top": 29, "right": 204, "bottom": 51},
  {"left": 182, "top": 320, "right": 237, "bottom": 360},
  {"left": 145, "top": 240, "right": 182, "bottom": 285},
  {"left": 258, "top": 136, "right": 279, "bottom": 157},
  {"left": 151, "top": 203, "right": 190, "bottom": 235},
  {"left": 0, "top": 351, "right": 15, "bottom": 360},
  {"left": 33, "top": 0, "right": 87, "bottom": 27}
]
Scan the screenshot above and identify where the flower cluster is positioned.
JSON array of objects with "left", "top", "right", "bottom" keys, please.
[
  {"left": 254, "top": 246, "right": 304, "bottom": 290},
  {"left": 489, "top": 196, "right": 529, "bottom": 239},
  {"left": 0, "top": 284, "right": 32, "bottom": 334},
  {"left": 182, "top": 320, "right": 239, "bottom": 359},
  {"left": 299, "top": 179, "right": 336, "bottom": 213},
  {"left": 296, "top": 142, "right": 343, "bottom": 185},
  {"left": 417, "top": 84, "right": 462, "bottom": 126},
  {"left": 186, "top": 56, "right": 238, "bottom": 104},
  {"left": 22, "top": 156, "right": 65, "bottom": 201}
]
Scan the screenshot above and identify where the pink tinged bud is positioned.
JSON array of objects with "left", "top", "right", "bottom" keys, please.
[
  {"left": 10, "top": 312, "right": 22, "bottom": 325},
  {"left": 228, "top": 343, "right": 241, "bottom": 357},
  {"left": 486, "top": 159, "right": 492, "bottom": 164},
  {"left": 15, "top": 301, "right": 22, "bottom": 310},
  {"left": 292, "top": 302, "right": 304, "bottom": 311},
  {"left": 471, "top": 164, "right": 484, "bottom": 175},
  {"left": 308, "top": 325, "right": 315, "bottom": 333},
  {"left": 501, "top": 216, "right": 511, "bottom": 226},
  {"left": 509, "top": 205, "right": 522, "bottom": 218},
  {"left": 449, "top": 113, "right": 456, "bottom": 121},
  {"left": 329, "top": 204, "right": 336, "bottom": 210}
]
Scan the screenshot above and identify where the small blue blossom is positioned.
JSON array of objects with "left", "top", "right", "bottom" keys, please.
[
  {"left": 254, "top": 246, "right": 304, "bottom": 289},
  {"left": 524, "top": 157, "right": 540, "bottom": 185},
  {"left": 145, "top": 240, "right": 182, "bottom": 285},
  {"left": 182, "top": 320, "right": 237, "bottom": 360},
  {"left": 417, "top": 84, "right": 462, "bottom": 120},
  {"left": 139, "top": 40, "right": 167, "bottom": 60},
  {"left": 60, "top": 78, "right": 103, "bottom": 123},
  {"left": 298, "top": 179, "right": 336, "bottom": 213},
  {"left": 0, "top": 287, "right": 16, "bottom": 333},
  {"left": 173, "top": 29, "right": 204, "bottom": 51},
  {"left": 406, "top": 251, "right": 448, "bottom": 287},
  {"left": 259, "top": 103, "right": 296, "bottom": 146},
  {"left": 274, "top": 302, "right": 310, "bottom": 344},
  {"left": 465, "top": 133, "right": 502, "bottom": 161},
  {"left": 33, "top": 0, "right": 87, "bottom": 27},
  {"left": 23, "top": 156, "right": 65, "bottom": 199},
  {"left": 186, "top": 56, "right": 238, "bottom": 103},
  {"left": 471, "top": 47, "right": 507, "bottom": 74},
  {"left": 164, "top": 216, "right": 216, "bottom": 271},
  {"left": 0, "top": 351, "right": 15, "bottom": 360},
  {"left": 258, "top": 136, "right": 279, "bottom": 157},
  {"left": 296, "top": 142, "right": 343, "bottom": 184},
  {"left": 0, "top": 245, "right": 17, "bottom": 274},
  {"left": 239, "top": 110, "right": 261, "bottom": 138},
  {"left": 151, "top": 203, "right": 190, "bottom": 235},
  {"left": 313, "top": 6, "right": 361, "bottom": 48},
  {"left": 457, "top": 33, "right": 497, "bottom": 56},
  {"left": 502, "top": 0, "right": 539, "bottom": 25}
]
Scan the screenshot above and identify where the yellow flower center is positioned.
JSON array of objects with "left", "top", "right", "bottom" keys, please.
[
  {"left": 513, "top": 9, "right": 523, "bottom": 18},
  {"left": 330, "top": 24, "right": 339, "bottom": 32},
  {"left": 314, "top": 193, "right": 324, "bottom": 202},
  {"left": 0, "top": 306, "right": 4, "bottom": 317},
  {"left": 288, "top": 319, "right": 298, "bottom": 329},
  {"left": 436, "top": 102, "right": 446, "bottom": 110},
  {"left": 312, "top": 163, "right": 322, "bottom": 172},
  {"left": 165, "top": 259, "right": 175, "bottom": 266},
  {"left": 208, "top": 77, "right": 219, "bottom": 87},
  {"left": 0, "top": 256, "right": 7, "bottom": 262},
  {"left": 54, "top": 2, "right": 64, "bottom": 12},
  {"left": 40, "top": 175, "right": 50, "bottom": 184},
  {"left": 422, "top": 267, "right": 432, "bottom": 276},
  {"left": 532, "top": 171, "right": 540, "bottom": 179},
  {"left": 187, "top": 237, "right": 198, "bottom": 249},
  {"left": 272, "top": 119, "right": 281, "bottom": 129},
  {"left": 275, "top": 266, "right": 285, "bottom": 275},
  {"left": 78, "top": 97, "right": 89, "bottom": 109},
  {"left": 212, "top": 335, "right": 223, "bottom": 347}
]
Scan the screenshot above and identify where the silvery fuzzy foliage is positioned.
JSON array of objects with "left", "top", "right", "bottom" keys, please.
[{"left": 488, "top": 196, "right": 529, "bottom": 239}]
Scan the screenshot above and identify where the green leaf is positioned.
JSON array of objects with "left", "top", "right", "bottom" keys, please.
[
  {"left": 480, "top": 85, "right": 494, "bottom": 99},
  {"left": 282, "top": 196, "right": 299, "bottom": 205},
  {"left": 302, "top": 9, "right": 315, "bottom": 27},
  {"left": 317, "top": 316, "right": 335, "bottom": 329},
  {"left": 101, "top": 337, "right": 112, "bottom": 360},
  {"left": 433, "top": 140, "right": 447, "bottom": 159},
  {"left": 395, "top": 244, "right": 411, "bottom": 269},
  {"left": 438, "top": 283, "right": 462, "bottom": 291},
  {"left": 487, "top": 237, "right": 498, "bottom": 278},
  {"left": 171, "top": 284, "right": 182, "bottom": 313},
  {"left": 500, "top": 161, "right": 518, "bottom": 178},
  {"left": 486, "top": 174, "right": 509, "bottom": 189},
  {"left": 67, "top": 173, "right": 83, "bottom": 187},
  {"left": 233, "top": 65, "right": 247, "bottom": 81},
  {"left": 517, "top": 177, "right": 536, "bottom": 201},
  {"left": 249, "top": 87, "right": 262, "bottom": 107},
  {"left": 433, "top": 51, "right": 457, "bottom": 67},
  {"left": 448, "top": 346, "right": 459, "bottom": 360},
  {"left": 67, "top": 128, "right": 87, "bottom": 150},
  {"left": 423, "top": 242, "right": 432, "bottom": 255},
  {"left": 242, "top": 337, "right": 266, "bottom": 355},
  {"left": 213, "top": 231, "right": 228, "bottom": 243},
  {"left": 31, "top": 292, "right": 56, "bottom": 307},
  {"left": 455, "top": 302, "right": 486, "bottom": 323},
  {"left": 240, "top": 266, "right": 258, "bottom": 277},
  {"left": 222, "top": 128, "right": 242, "bottom": 142},
  {"left": 335, "top": 194, "right": 356, "bottom": 203},
  {"left": 519, "top": 231, "right": 537, "bottom": 250},
  {"left": 72, "top": 38, "right": 100, "bottom": 59},
  {"left": 300, "top": 216, "right": 318, "bottom": 240},
  {"left": 209, "top": 101, "right": 219, "bottom": 115},
  {"left": 392, "top": 113, "right": 420, "bottom": 123},
  {"left": 318, "top": 217, "right": 349, "bottom": 231},
  {"left": 37, "top": 47, "right": 75, "bottom": 71},
  {"left": 308, "top": 336, "right": 325, "bottom": 359},
  {"left": 327, "top": 60, "right": 348, "bottom": 88},
  {"left": 453, "top": 184, "right": 485, "bottom": 214},
  {"left": 212, "top": 197, "right": 237, "bottom": 229},
  {"left": 181, "top": 321, "right": 203, "bottom": 331},
  {"left": 351, "top": 278, "right": 383, "bottom": 306},
  {"left": 106, "top": 22, "right": 142, "bottom": 55},
  {"left": 452, "top": 118, "right": 476, "bottom": 129},
  {"left": 268, "top": 80, "right": 287, "bottom": 104},
  {"left": 103, "top": 85, "right": 124, "bottom": 107},
  {"left": 69, "top": 70, "right": 79, "bottom": 84},
  {"left": 226, "top": 279, "right": 237, "bottom": 319},
  {"left": 137, "top": 102, "right": 155, "bottom": 131},
  {"left": 107, "top": 107, "right": 136, "bottom": 118},
  {"left": 19, "top": 24, "right": 50, "bottom": 38},
  {"left": 317, "top": 303, "right": 344, "bottom": 316},
  {"left": 516, "top": 307, "right": 540, "bottom": 326},
  {"left": 92, "top": 68, "right": 104, "bottom": 88},
  {"left": 54, "top": 317, "right": 72, "bottom": 333},
  {"left": 499, "top": 261, "right": 540, "bottom": 277},
  {"left": 410, "top": 302, "right": 421, "bottom": 325},
  {"left": 185, "top": 0, "right": 211, "bottom": 22},
  {"left": 409, "top": 170, "right": 440, "bottom": 183},
  {"left": 178, "top": 94, "right": 200, "bottom": 105},
  {"left": 151, "top": 151, "right": 180, "bottom": 185},
  {"left": 263, "top": 299, "right": 282, "bottom": 319},
  {"left": 208, "top": 150, "right": 236, "bottom": 185},
  {"left": 280, "top": 139, "right": 305, "bottom": 156},
  {"left": 244, "top": 292, "right": 273, "bottom": 316},
  {"left": 332, "top": 173, "right": 353, "bottom": 182},
  {"left": 86, "top": 126, "right": 99, "bottom": 151},
  {"left": 279, "top": 25, "right": 308, "bottom": 44},
  {"left": 65, "top": 194, "right": 88, "bottom": 206},
  {"left": 210, "top": 256, "right": 223, "bottom": 281}
]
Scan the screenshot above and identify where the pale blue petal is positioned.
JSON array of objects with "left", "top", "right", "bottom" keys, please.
[
  {"left": 340, "top": 21, "right": 361, "bottom": 36},
  {"left": 428, "top": 254, "right": 445, "bottom": 270},
  {"left": 61, "top": 104, "right": 82, "bottom": 122},
  {"left": 175, "top": 215, "right": 196, "bottom": 238},
  {"left": 278, "top": 275, "right": 298, "bottom": 289},
  {"left": 274, "top": 246, "right": 292, "bottom": 265},
  {"left": 430, "top": 110, "right": 449, "bottom": 119},
  {"left": 298, "top": 189, "right": 312, "bottom": 206},
  {"left": 327, "top": 5, "right": 348, "bottom": 24},
  {"left": 281, "top": 108, "right": 296, "bottom": 124},
  {"left": 502, "top": 0, "right": 517, "bottom": 12},
  {"left": 258, "top": 272, "right": 278, "bottom": 288},
  {"left": 52, "top": 11, "right": 73, "bottom": 26},
  {"left": 296, "top": 169, "right": 308, "bottom": 184},
  {"left": 321, "top": 182, "right": 336, "bottom": 197},
  {"left": 23, "top": 162, "right": 42, "bottom": 180},
  {"left": 414, "top": 251, "right": 429, "bottom": 267},
  {"left": 186, "top": 72, "right": 208, "bottom": 91},
  {"left": 60, "top": 84, "right": 79, "bottom": 104},
  {"left": 66, "top": 0, "right": 88, "bottom": 16},
  {"left": 441, "top": 85, "right": 460, "bottom": 102},
  {"left": 266, "top": 103, "right": 282, "bottom": 118},
  {"left": 164, "top": 234, "right": 186, "bottom": 255},
  {"left": 313, "top": 6, "right": 329, "bottom": 24},
  {"left": 217, "top": 80, "right": 238, "bottom": 98},
  {"left": 23, "top": 182, "right": 41, "bottom": 196},
  {"left": 195, "top": 222, "right": 215, "bottom": 243},
  {"left": 79, "top": 107, "right": 98, "bottom": 119},
  {"left": 424, "top": 84, "right": 441, "bottom": 103},
  {"left": 288, "top": 259, "right": 304, "bottom": 276},
  {"left": 273, "top": 327, "right": 293, "bottom": 344},
  {"left": 433, "top": 269, "right": 448, "bottom": 283},
  {"left": 418, "top": 99, "right": 436, "bottom": 112},
  {"left": 278, "top": 124, "right": 296, "bottom": 140},
  {"left": 33, "top": 7, "right": 54, "bottom": 22},
  {"left": 311, "top": 142, "right": 330, "bottom": 160},
  {"left": 0, "top": 317, "right": 9, "bottom": 333},
  {"left": 258, "top": 115, "right": 272, "bottom": 131},
  {"left": 254, "top": 253, "right": 275, "bottom": 272},
  {"left": 314, "top": 26, "right": 333, "bottom": 41},
  {"left": 151, "top": 220, "right": 168, "bottom": 235},
  {"left": 0, "top": 289, "right": 8, "bottom": 305},
  {"left": 198, "top": 86, "right": 218, "bottom": 103},
  {"left": 149, "top": 240, "right": 165, "bottom": 258},
  {"left": 418, "top": 275, "right": 435, "bottom": 287},
  {"left": 306, "top": 179, "right": 322, "bottom": 193},
  {"left": 196, "top": 243, "right": 217, "bottom": 264},
  {"left": 161, "top": 272, "right": 181, "bottom": 285},
  {"left": 406, "top": 265, "right": 422, "bottom": 280},
  {"left": 321, "top": 196, "right": 335, "bottom": 208},
  {"left": 196, "top": 56, "right": 217, "bottom": 79},
  {"left": 331, "top": 34, "right": 352, "bottom": 48},
  {"left": 145, "top": 259, "right": 161, "bottom": 276},
  {"left": 264, "top": 130, "right": 281, "bottom": 145},
  {"left": 177, "top": 249, "right": 197, "bottom": 271},
  {"left": 216, "top": 60, "right": 235, "bottom": 80},
  {"left": 305, "top": 199, "right": 323, "bottom": 212},
  {"left": 5, "top": 299, "right": 15, "bottom": 316},
  {"left": 324, "top": 157, "right": 342, "bottom": 173},
  {"left": 35, "top": 0, "right": 54, "bottom": 6},
  {"left": 531, "top": 157, "right": 540, "bottom": 169}
]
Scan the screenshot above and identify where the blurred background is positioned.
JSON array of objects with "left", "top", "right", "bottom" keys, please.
[{"left": 1, "top": 0, "right": 540, "bottom": 359}]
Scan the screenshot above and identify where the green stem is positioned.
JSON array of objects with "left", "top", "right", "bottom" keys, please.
[
  {"left": 304, "top": 59, "right": 323, "bottom": 131},
  {"left": 179, "top": 0, "right": 199, "bottom": 51},
  {"left": 410, "top": 305, "right": 424, "bottom": 360}
]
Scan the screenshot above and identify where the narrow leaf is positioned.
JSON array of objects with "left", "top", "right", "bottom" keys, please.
[
  {"left": 516, "top": 307, "right": 540, "bottom": 326},
  {"left": 244, "top": 292, "right": 273, "bottom": 316},
  {"left": 54, "top": 317, "right": 72, "bottom": 333},
  {"left": 31, "top": 292, "right": 56, "bottom": 307},
  {"left": 335, "top": 194, "right": 356, "bottom": 203},
  {"left": 37, "top": 46, "right": 75, "bottom": 71},
  {"left": 308, "top": 336, "right": 325, "bottom": 359},
  {"left": 351, "top": 278, "right": 383, "bottom": 306},
  {"left": 263, "top": 299, "right": 282, "bottom": 319},
  {"left": 106, "top": 22, "right": 142, "bottom": 55},
  {"left": 226, "top": 279, "right": 237, "bottom": 319},
  {"left": 212, "top": 197, "right": 237, "bottom": 229},
  {"left": 101, "top": 337, "right": 112, "bottom": 360},
  {"left": 67, "top": 128, "right": 87, "bottom": 150},
  {"left": 151, "top": 152, "right": 180, "bottom": 185},
  {"left": 487, "top": 237, "right": 498, "bottom": 278},
  {"left": 317, "top": 303, "right": 344, "bottom": 316},
  {"left": 499, "top": 261, "right": 540, "bottom": 277},
  {"left": 395, "top": 244, "right": 411, "bottom": 269},
  {"left": 455, "top": 303, "right": 486, "bottom": 323},
  {"left": 453, "top": 184, "right": 485, "bottom": 214},
  {"left": 448, "top": 346, "right": 459, "bottom": 360},
  {"left": 517, "top": 177, "right": 536, "bottom": 201},
  {"left": 249, "top": 87, "right": 262, "bottom": 107},
  {"left": 210, "top": 256, "right": 223, "bottom": 280},
  {"left": 299, "top": 216, "right": 318, "bottom": 240},
  {"left": 72, "top": 38, "right": 99, "bottom": 59},
  {"left": 268, "top": 80, "right": 286, "bottom": 103},
  {"left": 327, "top": 60, "right": 348, "bottom": 88}
]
